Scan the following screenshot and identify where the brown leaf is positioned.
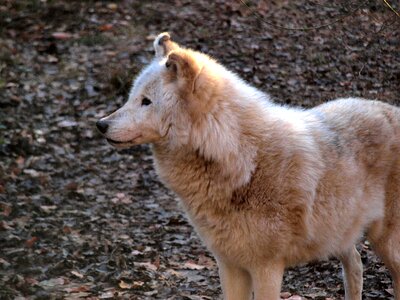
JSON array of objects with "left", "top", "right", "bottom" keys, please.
[
  {"left": 280, "top": 291, "right": 292, "bottom": 299},
  {"left": 10, "top": 166, "right": 21, "bottom": 177},
  {"left": 99, "top": 24, "right": 113, "bottom": 32},
  {"left": 63, "top": 226, "right": 72, "bottom": 234},
  {"left": 65, "top": 292, "right": 91, "bottom": 299},
  {"left": 71, "top": 270, "right": 84, "bottom": 279},
  {"left": 25, "top": 277, "right": 39, "bottom": 286},
  {"left": 39, "top": 277, "right": 66, "bottom": 288},
  {"left": 118, "top": 280, "right": 132, "bottom": 289},
  {"left": 0, "top": 258, "right": 11, "bottom": 268},
  {"left": 287, "top": 296, "right": 303, "bottom": 300},
  {"left": 198, "top": 254, "right": 215, "bottom": 269},
  {"left": 23, "top": 169, "right": 40, "bottom": 177},
  {"left": 1, "top": 203, "right": 12, "bottom": 216},
  {"left": 64, "top": 285, "right": 90, "bottom": 293},
  {"left": 107, "top": 3, "right": 118, "bottom": 10},
  {"left": 52, "top": 32, "right": 73, "bottom": 40},
  {"left": 386, "top": 288, "right": 394, "bottom": 296},
  {"left": 182, "top": 261, "right": 205, "bottom": 270},
  {"left": 73, "top": 286, "right": 90, "bottom": 292},
  {"left": 153, "top": 255, "right": 160, "bottom": 269},
  {"left": 40, "top": 205, "right": 57, "bottom": 213},
  {"left": 133, "top": 281, "right": 144, "bottom": 288},
  {"left": 25, "top": 236, "right": 38, "bottom": 248},
  {"left": 134, "top": 262, "right": 158, "bottom": 271},
  {"left": 99, "top": 291, "right": 114, "bottom": 299},
  {"left": 65, "top": 182, "right": 78, "bottom": 191},
  {"left": 16, "top": 156, "right": 25, "bottom": 167},
  {"left": 0, "top": 221, "right": 13, "bottom": 230}
]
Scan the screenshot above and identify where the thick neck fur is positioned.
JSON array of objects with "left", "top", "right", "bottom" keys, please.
[{"left": 153, "top": 70, "right": 281, "bottom": 212}]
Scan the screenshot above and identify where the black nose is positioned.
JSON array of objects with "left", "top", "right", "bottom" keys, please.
[{"left": 96, "top": 120, "right": 109, "bottom": 134}]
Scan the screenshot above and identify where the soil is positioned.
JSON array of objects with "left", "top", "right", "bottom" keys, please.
[{"left": 0, "top": 0, "right": 399, "bottom": 299}]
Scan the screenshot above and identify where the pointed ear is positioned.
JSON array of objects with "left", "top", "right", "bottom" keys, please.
[
  {"left": 164, "top": 50, "right": 216, "bottom": 119},
  {"left": 165, "top": 49, "right": 202, "bottom": 96},
  {"left": 153, "top": 32, "right": 179, "bottom": 58}
]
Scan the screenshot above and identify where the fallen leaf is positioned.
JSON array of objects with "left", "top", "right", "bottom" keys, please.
[
  {"left": 25, "top": 236, "right": 38, "bottom": 248},
  {"left": 64, "top": 285, "right": 90, "bottom": 293},
  {"left": 1, "top": 203, "right": 12, "bottom": 216},
  {"left": 153, "top": 255, "right": 160, "bottom": 269},
  {"left": 386, "top": 288, "right": 394, "bottom": 295},
  {"left": 39, "top": 277, "right": 66, "bottom": 288},
  {"left": 144, "top": 290, "right": 157, "bottom": 296},
  {"left": 118, "top": 280, "right": 132, "bottom": 289},
  {"left": 99, "top": 24, "right": 113, "bottom": 32},
  {"left": 0, "top": 258, "right": 11, "bottom": 268},
  {"left": 133, "top": 281, "right": 144, "bottom": 287},
  {"left": 280, "top": 291, "right": 292, "bottom": 299},
  {"left": 23, "top": 169, "right": 40, "bottom": 177},
  {"left": 118, "top": 234, "right": 130, "bottom": 240},
  {"left": 0, "top": 221, "right": 13, "bottom": 230},
  {"left": 287, "top": 296, "right": 303, "bottom": 300},
  {"left": 47, "top": 55, "right": 58, "bottom": 63},
  {"left": 65, "top": 182, "right": 78, "bottom": 191},
  {"left": 107, "top": 3, "right": 118, "bottom": 10},
  {"left": 52, "top": 32, "right": 73, "bottom": 40},
  {"left": 16, "top": 156, "right": 25, "bottom": 167},
  {"left": 134, "top": 262, "right": 158, "bottom": 271},
  {"left": 198, "top": 254, "right": 215, "bottom": 268},
  {"left": 25, "top": 277, "right": 39, "bottom": 285},
  {"left": 58, "top": 120, "right": 78, "bottom": 127},
  {"left": 71, "top": 270, "right": 84, "bottom": 278},
  {"left": 40, "top": 205, "right": 57, "bottom": 213},
  {"left": 182, "top": 261, "right": 205, "bottom": 270},
  {"left": 99, "top": 291, "right": 114, "bottom": 299},
  {"left": 63, "top": 226, "right": 72, "bottom": 234},
  {"left": 65, "top": 292, "right": 91, "bottom": 299}
]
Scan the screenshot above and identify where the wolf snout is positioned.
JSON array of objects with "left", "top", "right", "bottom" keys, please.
[{"left": 96, "top": 119, "right": 109, "bottom": 134}]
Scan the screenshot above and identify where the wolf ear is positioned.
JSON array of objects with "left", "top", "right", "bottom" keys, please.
[
  {"left": 165, "top": 50, "right": 202, "bottom": 96},
  {"left": 165, "top": 50, "right": 216, "bottom": 118},
  {"left": 154, "top": 32, "right": 179, "bottom": 58}
]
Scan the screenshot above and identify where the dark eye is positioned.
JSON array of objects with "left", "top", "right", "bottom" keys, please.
[{"left": 141, "top": 97, "right": 152, "bottom": 106}]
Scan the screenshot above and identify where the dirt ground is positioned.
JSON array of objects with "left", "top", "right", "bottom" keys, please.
[{"left": 0, "top": 0, "right": 399, "bottom": 299}]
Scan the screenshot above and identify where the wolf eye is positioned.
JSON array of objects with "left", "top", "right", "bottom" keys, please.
[{"left": 141, "top": 97, "right": 152, "bottom": 106}]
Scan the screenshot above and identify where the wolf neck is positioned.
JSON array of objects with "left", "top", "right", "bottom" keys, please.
[{"left": 152, "top": 83, "right": 272, "bottom": 213}]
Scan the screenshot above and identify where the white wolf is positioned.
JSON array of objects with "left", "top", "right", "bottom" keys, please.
[{"left": 97, "top": 32, "right": 400, "bottom": 300}]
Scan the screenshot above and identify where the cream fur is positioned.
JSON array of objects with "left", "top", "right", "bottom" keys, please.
[{"left": 98, "top": 33, "right": 400, "bottom": 300}]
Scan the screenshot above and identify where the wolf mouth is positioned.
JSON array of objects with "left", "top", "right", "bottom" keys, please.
[
  {"left": 106, "top": 138, "right": 125, "bottom": 144},
  {"left": 106, "top": 135, "right": 142, "bottom": 144}
]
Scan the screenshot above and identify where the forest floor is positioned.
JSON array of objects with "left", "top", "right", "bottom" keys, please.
[{"left": 0, "top": 0, "right": 399, "bottom": 299}]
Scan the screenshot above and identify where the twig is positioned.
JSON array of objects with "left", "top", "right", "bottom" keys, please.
[
  {"left": 382, "top": 0, "right": 400, "bottom": 17},
  {"left": 356, "top": 17, "right": 398, "bottom": 76},
  {"left": 238, "top": 0, "right": 367, "bottom": 31}
]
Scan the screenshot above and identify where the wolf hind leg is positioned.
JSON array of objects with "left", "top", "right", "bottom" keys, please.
[
  {"left": 369, "top": 220, "right": 400, "bottom": 300},
  {"left": 338, "top": 245, "right": 363, "bottom": 300}
]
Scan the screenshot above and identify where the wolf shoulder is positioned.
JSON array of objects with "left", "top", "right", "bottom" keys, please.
[
  {"left": 311, "top": 97, "right": 400, "bottom": 128},
  {"left": 306, "top": 97, "right": 400, "bottom": 166}
]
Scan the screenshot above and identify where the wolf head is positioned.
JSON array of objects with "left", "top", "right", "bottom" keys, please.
[{"left": 96, "top": 32, "right": 224, "bottom": 149}]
